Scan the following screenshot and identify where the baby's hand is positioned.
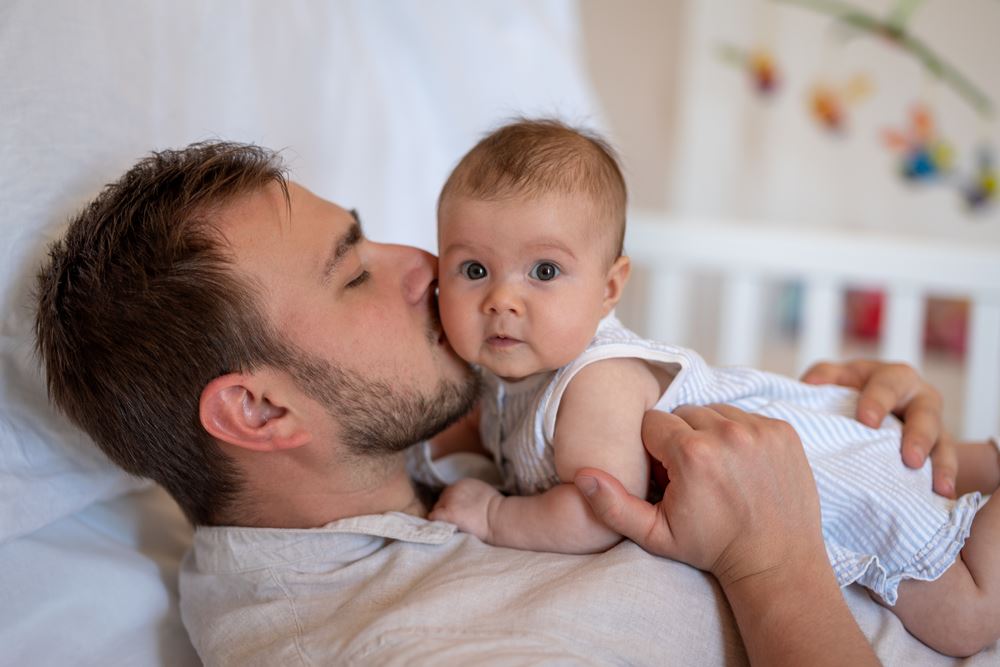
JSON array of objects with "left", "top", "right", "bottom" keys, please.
[{"left": 429, "top": 478, "right": 501, "bottom": 542}]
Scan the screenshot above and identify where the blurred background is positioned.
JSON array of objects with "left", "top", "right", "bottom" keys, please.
[{"left": 579, "top": 0, "right": 999, "bottom": 432}]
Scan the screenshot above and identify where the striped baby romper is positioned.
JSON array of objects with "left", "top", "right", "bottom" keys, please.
[{"left": 477, "top": 314, "right": 984, "bottom": 604}]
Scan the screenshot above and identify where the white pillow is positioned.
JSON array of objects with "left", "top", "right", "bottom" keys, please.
[{"left": 0, "top": 0, "right": 604, "bottom": 542}]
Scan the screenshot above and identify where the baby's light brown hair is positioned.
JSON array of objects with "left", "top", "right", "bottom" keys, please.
[{"left": 438, "top": 118, "right": 627, "bottom": 265}]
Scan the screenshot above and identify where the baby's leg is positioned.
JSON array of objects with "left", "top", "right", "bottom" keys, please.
[{"left": 885, "top": 494, "right": 1000, "bottom": 657}]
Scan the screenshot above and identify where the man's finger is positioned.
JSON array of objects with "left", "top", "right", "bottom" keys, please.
[
  {"left": 575, "top": 468, "right": 675, "bottom": 557},
  {"left": 898, "top": 401, "right": 942, "bottom": 468},
  {"left": 700, "top": 402, "right": 757, "bottom": 425},
  {"left": 928, "top": 434, "right": 958, "bottom": 498},
  {"left": 671, "top": 404, "right": 734, "bottom": 431},
  {"left": 800, "top": 360, "right": 866, "bottom": 388},
  {"left": 641, "top": 409, "right": 693, "bottom": 460},
  {"left": 855, "top": 383, "right": 902, "bottom": 428}
]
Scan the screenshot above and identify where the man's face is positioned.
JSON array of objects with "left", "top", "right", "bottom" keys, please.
[{"left": 216, "top": 182, "right": 476, "bottom": 452}]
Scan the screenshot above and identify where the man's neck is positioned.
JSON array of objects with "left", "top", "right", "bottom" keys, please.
[{"left": 234, "top": 451, "right": 424, "bottom": 529}]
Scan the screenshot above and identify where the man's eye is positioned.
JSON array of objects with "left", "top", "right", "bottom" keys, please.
[
  {"left": 346, "top": 270, "right": 370, "bottom": 288},
  {"left": 529, "top": 261, "right": 560, "bottom": 281},
  {"left": 460, "top": 261, "right": 488, "bottom": 280}
]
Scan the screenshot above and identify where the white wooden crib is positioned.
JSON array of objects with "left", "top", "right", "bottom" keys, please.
[{"left": 623, "top": 213, "right": 1000, "bottom": 440}]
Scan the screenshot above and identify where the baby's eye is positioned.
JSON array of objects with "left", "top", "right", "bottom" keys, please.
[
  {"left": 529, "top": 261, "right": 560, "bottom": 282},
  {"left": 460, "top": 261, "right": 488, "bottom": 280}
]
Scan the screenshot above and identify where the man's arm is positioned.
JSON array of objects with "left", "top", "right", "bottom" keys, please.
[{"left": 575, "top": 405, "right": 879, "bottom": 667}]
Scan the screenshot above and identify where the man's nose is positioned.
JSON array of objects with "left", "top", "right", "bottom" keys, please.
[
  {"left": 392, "top": 244, "right": 437, "bottom": 306},
  {"left": 483, "top": 280, "right": 523, "bottom": 316}
]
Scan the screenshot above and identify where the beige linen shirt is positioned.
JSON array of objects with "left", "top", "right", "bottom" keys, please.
[
  {"left": 178, "top": 442, "right": 1000, "bottom": 665},
  {"left": 179, "top": 511, "right": 746, "bottom": 666}
]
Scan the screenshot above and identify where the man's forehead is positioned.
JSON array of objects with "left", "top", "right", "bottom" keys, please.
[{"left": 214, "top": 181, "right": 354, "bottom": 236}]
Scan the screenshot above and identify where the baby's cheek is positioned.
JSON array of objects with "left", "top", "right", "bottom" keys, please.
[
  {"left": 544, "top": 326, "right": 598, "bottom": 368},
  {"left": 438, "top": 290, "right": 479, "bottom": 362}
]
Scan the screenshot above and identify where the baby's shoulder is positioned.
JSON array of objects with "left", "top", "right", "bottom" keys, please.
[{"left": 561, "top": 356, "right": 663, "bottom": 413}]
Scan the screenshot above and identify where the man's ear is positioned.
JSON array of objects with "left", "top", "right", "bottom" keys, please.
[
  {"left": 199, "top": 373, "right": 311, "bottom": 452},
  {"left": 601, "top": 255, "right": 632, "bottom": 315}
]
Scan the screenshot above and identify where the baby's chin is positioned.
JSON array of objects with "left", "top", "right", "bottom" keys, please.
[{"left": 476, "top": 360, "right": 556, "bottom": 384}]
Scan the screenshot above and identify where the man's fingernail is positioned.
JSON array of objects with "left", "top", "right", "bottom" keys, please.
[
  {"left": 903, "top": 448, "right": 924, "bottom": 470},
  {"left": 860, "top": 408, "right": 879, "bottom": 425},
  {"left": 940, "top": 480, "right": 955, "bottom": 496},
  {"left": 576, "top": 476, "right": 598, "bottom": 497}
]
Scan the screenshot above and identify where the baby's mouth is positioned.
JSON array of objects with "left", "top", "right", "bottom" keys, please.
[{"left": 487, "top": 335, "right": 522, "bottom": 348}]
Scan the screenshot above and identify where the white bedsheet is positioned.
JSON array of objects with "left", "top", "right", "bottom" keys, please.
[{"left": 0, "top": 486, "right": 198, "bottom": 667}]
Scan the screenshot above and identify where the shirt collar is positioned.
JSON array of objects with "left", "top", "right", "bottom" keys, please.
[{"left": 191, "top": 512, "right": 456, "bottom": 573}]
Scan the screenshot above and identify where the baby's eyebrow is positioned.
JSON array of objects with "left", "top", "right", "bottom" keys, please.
[
  {"left": 527, "top": 240, "right": 576, "bottom": 260},
  {"left": 440, "top": 240, "right": 477, "bottom": 256}
]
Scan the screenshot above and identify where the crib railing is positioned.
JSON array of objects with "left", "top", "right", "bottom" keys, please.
[{"left": 624, "top": 212, "right": 1000, "bottom": 440}]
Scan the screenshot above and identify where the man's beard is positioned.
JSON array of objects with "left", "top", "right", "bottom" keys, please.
[{"left": 287, "top": 349, "right": 480, "bottom": 458}]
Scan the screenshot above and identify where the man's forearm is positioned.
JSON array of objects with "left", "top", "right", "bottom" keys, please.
[{"left": 722, "top": 556, "right": 878, "bottom": 667}]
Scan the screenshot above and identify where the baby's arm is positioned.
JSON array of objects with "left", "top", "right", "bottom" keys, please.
[
  {"left": 955, "top": 437, "right": 1000, "bottom": 495},
  {"left": 431, "top": 358, "right": 660, "bottom": 554},
  {"left": 429, "top": 402, "right": 485, "bottom": 458}
]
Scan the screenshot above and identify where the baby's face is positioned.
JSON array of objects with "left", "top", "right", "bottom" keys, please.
[{"left": 437, "top": 193, "right": 621, "bottom": 381}]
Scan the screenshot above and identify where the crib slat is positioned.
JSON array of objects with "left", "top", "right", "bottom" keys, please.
[
  {"left": 963, "top": 298, "right": 1000, "bottom": 440},
  {"left": 718, "top": 273, "right": 763, "bottom": 366},
  {"left": 797, "top": 278, "right": 843, "bottom": 374},
  {"left": 880, "top": 285, "right": 925, "bottom": 368},
  {"left": 647, "top": 268, "right": 690, "bottom": 346}
]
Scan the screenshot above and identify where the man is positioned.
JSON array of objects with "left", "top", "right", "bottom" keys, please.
[{"left": 35, "top": 142, "right": 962, "bottom": 665}]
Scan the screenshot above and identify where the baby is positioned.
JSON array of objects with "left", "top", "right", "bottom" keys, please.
[{"left": 425, "top": 118, "right": 1000, "bottom": 656}]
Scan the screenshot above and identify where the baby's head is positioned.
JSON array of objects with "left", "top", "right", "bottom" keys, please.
[{"left": 437, "top": 118, "right": 630, "bottom": 381}]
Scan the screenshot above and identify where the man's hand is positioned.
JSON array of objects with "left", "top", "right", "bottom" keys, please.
[
  {"left": 801, "top": 359, "right": 957, "bottom": 497},
  {"left": 577, "top": 404, "right": 879, "bottom": 666},
  {"left": 574, "top": 405, "right": 823, "bottom": 586},
  {"left": 428, "top": 478, "right": 501, "bottom": 542}
]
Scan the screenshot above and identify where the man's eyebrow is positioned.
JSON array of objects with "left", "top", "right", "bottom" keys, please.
[{"left": 321, "top": 210, "right": 363, "bottom": 282}]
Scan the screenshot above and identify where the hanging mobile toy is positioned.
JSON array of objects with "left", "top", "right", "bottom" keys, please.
[
  {"left": 962, "top": 146, "right": 997, "bottom": 210},
  {"left": 718, "top": 44, "right": 781, "bottom": 96},
  {"left": 808, "top": 74, "right": 871, "bottom": 133},
  {"left": 882, "top": 104, "right": 953, "bottom": 181},
  {"left": 773, "top": 0, "right": 994, "bottom": 120}
]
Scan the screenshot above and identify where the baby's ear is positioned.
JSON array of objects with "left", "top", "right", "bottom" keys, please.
[{"left": 602, "top": 256, "right": 631, "bottom": 313}]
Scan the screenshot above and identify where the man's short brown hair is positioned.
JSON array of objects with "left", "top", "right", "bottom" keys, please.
[
  {"left": 34, "top": 142, "right": 293, "bottom": 525},
  {"left": 438, "top": 118, "right": 627, "bottom": 263}
]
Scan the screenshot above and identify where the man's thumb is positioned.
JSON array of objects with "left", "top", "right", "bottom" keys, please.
[{"left": 575, "top": 468, "right": 668, "bottom": 555}]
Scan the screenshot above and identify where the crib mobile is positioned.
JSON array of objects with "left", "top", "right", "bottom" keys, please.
[{"left": 717, "top": 0, "right": 997, "bottom": 213}]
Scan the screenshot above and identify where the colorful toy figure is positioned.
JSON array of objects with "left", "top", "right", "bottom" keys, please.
[
  {"left": 749, "top": 49, "right": 780, "bottom": 94},
  {"left": 882, "top": 104, "right": 953, "bottom": 181},
  {"left": 808, "top": 75, "right": 870, "bottom": 133},
  {"left": 963, "top": 146, "right": 997, "bottom": 210},
  {"left": 810, "top": 86, "right": 845, "bottom": 132},
  {"left": 718, "top": 44, "right": 781, "bottom": 97}
]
